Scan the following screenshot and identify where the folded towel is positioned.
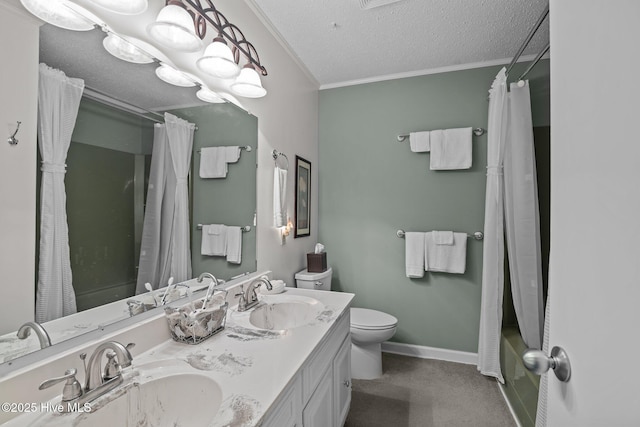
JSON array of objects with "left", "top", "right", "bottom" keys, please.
[
  {"left": 273, "top": 167, "right": 287, "bottom": 227},
  {"left": 225, "top": 146, "right": 241, "bottom": 164},
  {"left": 199, "top": 147, "right": 228, "bottom": 178},
  {"left": 430, "top": 127, "right": 473, "bottom": 170},
  {"left": 201, "top": 224, "right": 227, "bottom": 256},
  {"left": 433, "top": 230, "right": 454, "bottom": 245},
  {"left": 405, "top": 232, "right": 426, "bottom": 278},
  {"left": 409, "top": 131, "right": 431, "bottom": 152},
  {"left": 425, "top": 232, "right": 467, "bottom": 274},
  {"left": 226, "top": 226, "right": 242, "bottom": 264}
]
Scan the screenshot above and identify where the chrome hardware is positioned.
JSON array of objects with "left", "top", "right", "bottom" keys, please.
[
  {"left": 85, "top": 341, "right": 134, "bottom": 392},
  {"left": 197, "top": 272, "right": 227, "bottom": 309},
  {"left": 160, "top": 282, "right": 191, "bottom": 305},
  {"left": 343, "top": 380, "right": 351, "bottom": 388},
  {"left": 16, "top": 321, "right": 52, "bottom": 349},
  {"left": 39, "top": 368, "right": 83, "bottom": 407},
  {"left": 7, "top": 121, "right": 21, "bottom": 145},
  {"left": 314, "top": 281, "right": 323, "bottom": 288},
  {"left": 522, "top": 346, "right": 571, "bottom": 382},
  {"left": 235, "top": 276, "right": 273, "bottom": 312}
]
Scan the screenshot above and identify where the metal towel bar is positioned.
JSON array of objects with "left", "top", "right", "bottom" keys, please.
[{"left": 396, "top": 229, "right": 484, "bottom": 241}]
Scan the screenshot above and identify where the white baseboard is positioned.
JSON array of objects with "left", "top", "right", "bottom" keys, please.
[{"left": 381, "top": 341, "right": 478, "bottom": 365}]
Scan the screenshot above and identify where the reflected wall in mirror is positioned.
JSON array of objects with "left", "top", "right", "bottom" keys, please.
[{"left": 0, "top": 23, "right": 258, "bottom": 365}]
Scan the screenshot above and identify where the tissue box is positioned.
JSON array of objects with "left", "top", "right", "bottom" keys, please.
[{"left": 307, "top": 252, "right": 327, "bottom": 273}]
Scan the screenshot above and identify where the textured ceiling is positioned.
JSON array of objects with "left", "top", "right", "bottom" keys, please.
[{"left": 250, "top": 0, "right": 549, "bottom": 87}]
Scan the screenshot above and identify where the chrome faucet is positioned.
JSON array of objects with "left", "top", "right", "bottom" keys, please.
[
  {"left": 235, "top": 276, "right": 273, "bottom": 312},
  {"left": 197, "top": 272, "right": 226, "bottom": 308},
  {"left": 17, "top": 321, "right": 52, "bottom": 349},
  {"left": 39, "top": 341, "right": 134, "bottom": 413},
  {"left": 85, "top": 341, "right": 134, "bottom": 391}
]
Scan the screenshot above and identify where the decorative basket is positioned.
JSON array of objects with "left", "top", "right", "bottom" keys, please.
[{"left": 164, "top": 291, "right": 228, "bottom": 345}]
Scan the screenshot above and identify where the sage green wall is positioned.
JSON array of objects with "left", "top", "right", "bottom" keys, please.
[
  {"left": 171, "top": 104, "right": 258, "bottom": 281},
  {"left": 318, "top": 62, "right": 550, "bottom": 353}
]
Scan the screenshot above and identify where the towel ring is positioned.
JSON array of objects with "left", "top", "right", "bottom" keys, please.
[{"left": 272, "top": 149, "right": 289, "bottom": 170}]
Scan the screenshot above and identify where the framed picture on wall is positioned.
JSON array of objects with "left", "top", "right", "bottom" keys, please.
[{"left": 294, "top": 155, "right": 311, "bottom": 238}]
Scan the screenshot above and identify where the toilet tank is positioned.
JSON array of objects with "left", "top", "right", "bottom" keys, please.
[{"left": 295, "top": 267, "right": 333, "bottom": 291}]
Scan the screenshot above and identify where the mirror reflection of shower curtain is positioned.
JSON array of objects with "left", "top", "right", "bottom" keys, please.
[
  {"left": 35, "top": 64, "right": 84, "bottom": 322},
  {"left": 504, "top": 81, "right": 544, "bottom": 350},
  {"left": 136, "top": 124, "right": 177, "bottom": 293}
]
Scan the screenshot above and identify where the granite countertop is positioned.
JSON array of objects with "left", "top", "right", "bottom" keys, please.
[
  {"left": 7, "top": 287, "right": 353, "bottom": 427},
  {"left": 137, "top": 287, "right": 354, "bottom": 426}
]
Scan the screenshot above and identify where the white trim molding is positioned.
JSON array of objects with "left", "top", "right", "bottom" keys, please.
[{"left": 382, "top": 341, "right": 478, "bottom": 365}]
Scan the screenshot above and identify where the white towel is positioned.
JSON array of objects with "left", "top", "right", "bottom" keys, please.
[
  {"left": 199, "top": 147, "right": 228, "bottom": 178},
  {"left": 405, "top": 232, "right": 426, "bottom": 278},
  {"left": 225, "top": 146, "right": 241, "bottom": 164},
  {"left": 433, "top": 230, "right": 454, "bottom": 245},
  {"left": 226, "top": 226, "right": 242, "bottom": 264},
  {"left": 425, "top": 232, "right": 467, "bottom": 274},
  {"left": 409, "top": 131, "right": 431, "bottom": 152},
  {"left": 201, "top": 224, "right": 227, "bottom": 256},
  {"left": 430, "top": 127, "right": 473, "bottom": 170},
  {"left": 273, "top": 167, "right": 287, "bottom": 227}
]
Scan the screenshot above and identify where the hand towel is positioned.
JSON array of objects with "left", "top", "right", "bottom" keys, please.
[
  {"left": 433, "top": 230, "right": 454, "bottom": 245},
  {"left": 201, "top": 224, "right": 227, "bottom": 256},
  {"left": 226, "top": 226, "right": 242, "bottom": 264},
  {"left": 199, "top": 147, "right": 227, "bottom": 178},
  {"left": 430, "top": 127, "right": 473, "bottom": 170},
  {"left": 273, "top": 167, "right": 287, "bottom": 227},
  {"left": 405, "top": 232, "right": 426, "bottom": 278},
  {"left": 409, "top": 131, "right": 431, "bottom": 152},
  {"left": 425, "top": 231, "right": 467, "bottom": 274}
]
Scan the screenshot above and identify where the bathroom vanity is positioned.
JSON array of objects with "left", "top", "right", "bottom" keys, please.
[{"left": 0, "top": 279, "right": 354, "bottom": 427}]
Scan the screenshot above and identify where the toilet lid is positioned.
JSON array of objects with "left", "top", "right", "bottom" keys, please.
[{"left": 350, "top": 308, "right": 398, "bottom": 330}]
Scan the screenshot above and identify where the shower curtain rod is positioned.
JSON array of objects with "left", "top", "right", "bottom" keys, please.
[
  {"left": 518, "top": 43, "right": 550, "bottom": 81},
  {"left": 82, "top": 86, "right": 165, "bottom": 125},
  {"left": 505, "top": 4, "right": 549, "bottom": 77}
]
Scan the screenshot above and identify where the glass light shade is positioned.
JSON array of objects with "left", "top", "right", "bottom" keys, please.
[
  {"left": 88, "top": 0, "right": 147, "bottom": 15},
  {"left": 103, "top": 34, "right": 154, "bottom": 64},
  {"left": 20, "top": 0, "right": 94, "bottom": 31},
  {"left": 230, "top": 65, "right": 267, "bottom": 98},
  {"left": 147, "top": 4, "right": 202, "bottom": 52},
  {"left": 155, "top": 64, "right": 196, "bottom": 87},
  {"left": 196, "top": 87, "right": 225, "bottom": 104},
  {"left": 196, "top": 38, "right": 240, "bottom": 79}
]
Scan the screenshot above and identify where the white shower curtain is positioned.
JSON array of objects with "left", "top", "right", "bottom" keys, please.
[
  {"left": 35, "top": 63, "right": 84, "bottom": 322},
  {"left": 165, "top": 113, "right": 195, "bottom": 283},
  {"left": 136, "top": 124, "right": 176, "bottom": 292},
  {"left": 503, "top": 81, "right": 544, "bottom": 350},
  {"left": 477, "top": 67, "right": 508, "bottom": 383}
]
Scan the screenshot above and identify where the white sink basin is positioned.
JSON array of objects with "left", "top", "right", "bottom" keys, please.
[
  {"left": 10, "top": 361, "right": 222, "bottom": 427},
  {"left": 233, "top": 294, "right": 325, "bottom": 331}
]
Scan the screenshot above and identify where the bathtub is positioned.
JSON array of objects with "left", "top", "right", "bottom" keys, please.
[{"left": 500, "top": 326, "right": 540, "bottom": 427}]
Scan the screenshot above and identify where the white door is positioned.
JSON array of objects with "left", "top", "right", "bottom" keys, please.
[{"left": 544, "top": 1, "right": 640, "bottom": 425}]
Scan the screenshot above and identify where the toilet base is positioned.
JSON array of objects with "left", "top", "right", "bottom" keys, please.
[{"left": 351, "top": 341, "right": 383, "bottom": 380}]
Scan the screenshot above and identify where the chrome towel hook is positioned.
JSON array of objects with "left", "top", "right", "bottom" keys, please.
[{"left": 7, "top": 121, "right": 21, "bottom": 145}]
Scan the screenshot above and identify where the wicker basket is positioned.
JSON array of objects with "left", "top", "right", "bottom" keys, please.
[{"left": 164, "top": 293, "right": 228, "bottom": 345}]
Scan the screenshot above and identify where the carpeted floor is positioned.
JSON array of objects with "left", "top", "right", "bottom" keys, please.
[{"left": 345, "top": 353, "right": 516, "bottom": 427}]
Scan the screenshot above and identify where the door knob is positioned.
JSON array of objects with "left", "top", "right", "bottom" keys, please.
[{"left": 522, "top": 346, "right": 571, "bottom": 382}]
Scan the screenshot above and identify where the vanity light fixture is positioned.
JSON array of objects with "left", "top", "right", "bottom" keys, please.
[
  {"left": 102, "top": 33, "right": 154, "bottom": 64},
  {"left": 196, "top": 36, "right": 240, "bottom": 79},
  {"left": 88, "top": 0, "right": 148, "bottom": 15},
  {"left": 155, "top": 63, "right": 197, "bottom": 87},
  {"left": 196, "top": 87, "right": 226, "bottom": 103},
  {"left": 147, "top": 1, "right": 203, "bottom": 52},
  {"left": 230, "top": 64, "right": 267, "bottom": 98},
  {"left": 19, "top": 0, "right": 95, "bottom": 31}
]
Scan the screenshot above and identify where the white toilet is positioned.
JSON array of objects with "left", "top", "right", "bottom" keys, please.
[{"left": 295, "top": 268, "right": 398, "bottom": 380}]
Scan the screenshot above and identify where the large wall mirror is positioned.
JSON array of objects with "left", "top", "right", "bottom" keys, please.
[{"left": 0, "top": 23, "right": 257, "bottom": 365}]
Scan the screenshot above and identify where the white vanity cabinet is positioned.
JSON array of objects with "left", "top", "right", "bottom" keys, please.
[{"left": 262, "top": 309, "right": 351, "bottom": 427}]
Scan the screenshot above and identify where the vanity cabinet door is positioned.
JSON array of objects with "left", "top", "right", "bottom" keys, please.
[
  {"left": 262, "top": 376, "right": 302, "bottom": 427},
  {"left": 333, "top": 336, "right": 351, "bottom": 427},
  {"left": 302, "top": 369, "right": 333, "bottom": 427}
]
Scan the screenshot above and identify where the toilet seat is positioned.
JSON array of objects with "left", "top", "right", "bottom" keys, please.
[{"left": 350, "top": 308, "right": 397, "bottom": 330}]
